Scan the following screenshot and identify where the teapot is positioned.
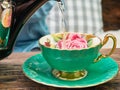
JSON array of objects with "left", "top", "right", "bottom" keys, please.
[{"left": 0, "top": 0, "right": 61, "bottom": 60}]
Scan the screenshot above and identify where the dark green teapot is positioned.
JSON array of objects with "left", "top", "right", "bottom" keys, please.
[{"left": 0, "top": 0, "right": 60, "bottom": 59}]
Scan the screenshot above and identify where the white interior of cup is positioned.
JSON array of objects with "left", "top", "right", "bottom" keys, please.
[
  {"left": 39, "top": 34, "right": 101, "bottom": 48},
  {"left": 39, "top": 35, "right": 55, "bottom": 45},
  {"left": 89, "top": 37, "right": 101, "bottom": 47}
]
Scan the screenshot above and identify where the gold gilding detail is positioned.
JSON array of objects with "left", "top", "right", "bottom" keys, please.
[
  {"left": 0, "top": 37, "right": 4, "bottom": 44},
  {"left": 94, "top": 33, "right": 117, "bottom": 62},
  {"left": 52, "top": 69, "right": 87, "bottom": 81}
]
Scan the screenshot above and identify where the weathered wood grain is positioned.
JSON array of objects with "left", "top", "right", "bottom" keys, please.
[{"left": 0, "top": 49, "right": 119, "bottom": 90}]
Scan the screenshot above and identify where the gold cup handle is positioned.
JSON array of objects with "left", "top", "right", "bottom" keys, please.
[{"left": 94, "top": 33, "right": 117, "bottom": 62}]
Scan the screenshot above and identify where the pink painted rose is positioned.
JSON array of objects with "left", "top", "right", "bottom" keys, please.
[{"left": 57, "top": 33, "right": 88, "bottom": 49}]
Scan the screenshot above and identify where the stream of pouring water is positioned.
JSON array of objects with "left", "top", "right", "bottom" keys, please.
[{"left": 58, "top": 1, "right": 68, "bottom": 49}]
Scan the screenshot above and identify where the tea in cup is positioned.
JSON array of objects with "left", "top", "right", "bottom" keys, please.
[{"left": 39, "top": 32, "right": 116, "bottom": 81}]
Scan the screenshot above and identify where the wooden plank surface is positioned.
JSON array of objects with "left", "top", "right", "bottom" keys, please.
[{"left": 0, "top": 49, "right": 120, "bottom": 90}]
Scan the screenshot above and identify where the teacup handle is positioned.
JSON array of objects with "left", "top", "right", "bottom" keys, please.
[{"left": 94, "top": 33, "right": 117, "bottom": 62}]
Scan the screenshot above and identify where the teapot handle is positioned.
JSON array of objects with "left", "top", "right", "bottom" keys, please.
[{"left": 94, "top": 33, "right": 117, "bottom": 62}]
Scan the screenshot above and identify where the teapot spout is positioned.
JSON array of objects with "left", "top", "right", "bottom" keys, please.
[{"left": 0, "top": 0, "right": 60, "bottom": 59}]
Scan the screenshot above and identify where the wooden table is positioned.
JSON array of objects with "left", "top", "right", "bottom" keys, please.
[{"left": 0, "top": 48, "right": 120, "bottom": 90}]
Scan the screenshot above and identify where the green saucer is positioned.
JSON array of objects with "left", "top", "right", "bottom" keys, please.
[{"left": 22, "top": 53, "right": 119, "bottom": 88}]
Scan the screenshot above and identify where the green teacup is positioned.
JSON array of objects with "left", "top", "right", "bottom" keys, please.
[{"left": 39, "top": 32, "right": 116, "bottom": 81}]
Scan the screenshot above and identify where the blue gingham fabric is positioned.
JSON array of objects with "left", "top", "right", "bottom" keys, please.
[{"left": 47, "top": 0, "right": 103, "bottom": 35}]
